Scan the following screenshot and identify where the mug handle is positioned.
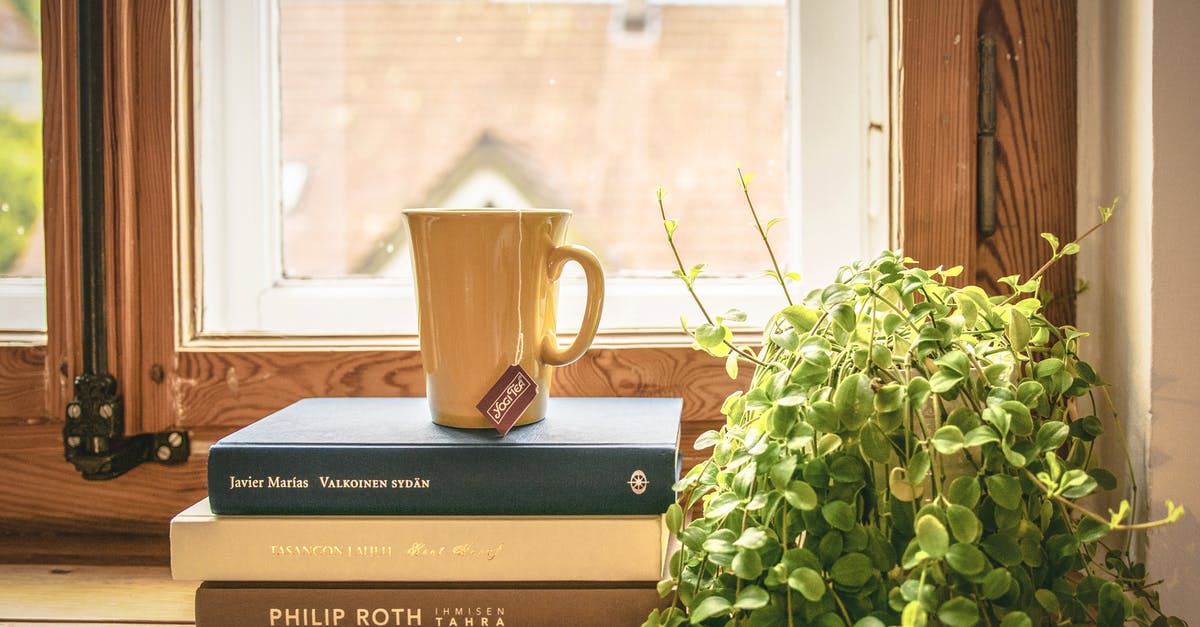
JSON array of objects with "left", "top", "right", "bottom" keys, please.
[{"left": 541, "top": 244, "right": 605, "bottom": 367}]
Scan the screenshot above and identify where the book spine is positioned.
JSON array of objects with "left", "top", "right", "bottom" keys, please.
[
  {"left": 195, "top": 583, "right": 667, "bottom": 627},
  {"left": 171, "top": 514, "right": 666, "bottom": 582},
  {"left": 207, "top": 444, "right": 677, "bottom": 516}
]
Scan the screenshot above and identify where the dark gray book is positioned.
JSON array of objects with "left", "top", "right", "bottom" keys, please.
[{"left": 206, "top": 397, "right": 681, "bottom": 515}]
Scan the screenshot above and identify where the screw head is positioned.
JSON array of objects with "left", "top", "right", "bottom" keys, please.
[
  {"left": 67, "top": 436, "right": 81, "bottom": 447},
  {"left": 67, "top": 403, "right": 82, "bottom": 419},
  {"left": 99, "top": 404, "right": 114, "bottom": 419},
  {"left": 156, "top": 445, "right": 172, "bottom": 461},
  {"left": 168, "top": 432, "right": 184, "bottom": 447}
]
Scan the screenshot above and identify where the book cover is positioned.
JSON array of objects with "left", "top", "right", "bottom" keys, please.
[
  {"left": 170, "top": 498, "right": 668, "bottom": 582},
  {"left": 206, "top": 397, "right": 682, "bottom": 516},
  {"left": 195, "top": 581, "right": 669, "bottom": 627}
]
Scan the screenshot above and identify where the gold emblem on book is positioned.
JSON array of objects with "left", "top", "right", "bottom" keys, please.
[{"left": 627, "top": 470, "right": 649, "bottom": 495}]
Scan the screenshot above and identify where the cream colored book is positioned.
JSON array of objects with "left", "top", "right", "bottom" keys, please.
[{"left": 170, "top": 499, "right": 668, "bottom": 582}]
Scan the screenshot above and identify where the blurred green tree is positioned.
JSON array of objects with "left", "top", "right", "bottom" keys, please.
[{"left": 0, "top": 107, "right": 42, "bottom": 273}]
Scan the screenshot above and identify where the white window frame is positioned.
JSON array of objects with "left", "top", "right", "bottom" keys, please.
[
  {"left": 0, "top": 278, "right": 46, "bottom": 334},
  {"left": 196, "top": 0, "right": 888, "bottom": 340}
]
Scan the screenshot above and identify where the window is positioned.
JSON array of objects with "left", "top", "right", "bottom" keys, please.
[
  {"left": 198, "top": 0, "right": 887, "bottom": 338},
  {"left": 0, "top": 0, "right": 44, "bottom": 333},
  {"left": 1, "top": 0, "right": 1082, "bottom": 539}
]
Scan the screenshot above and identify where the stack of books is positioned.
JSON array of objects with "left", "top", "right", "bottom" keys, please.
[{"left": 170, "top": 397, "right": 681, "bottom": 626}]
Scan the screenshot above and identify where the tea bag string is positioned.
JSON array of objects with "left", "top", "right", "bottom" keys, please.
[{"left": 512, "top": 207, "right": 524, "bottom": 366}]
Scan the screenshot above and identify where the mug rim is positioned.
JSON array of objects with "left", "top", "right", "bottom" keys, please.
[{"left": 403, "top": 207, "right": 571, "bottom": 216}]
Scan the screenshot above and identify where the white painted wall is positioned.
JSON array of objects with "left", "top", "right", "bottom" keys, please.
[{"left": 1078, "top": 1, "right": 1200, "bottom": 618}]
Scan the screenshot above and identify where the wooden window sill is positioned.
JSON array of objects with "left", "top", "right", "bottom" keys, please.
[{"left": 0, "top": 564, "right": 196, "bottom": 625}]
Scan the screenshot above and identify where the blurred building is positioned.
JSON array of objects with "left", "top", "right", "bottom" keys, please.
[
  {"left": 279, "top": 0, "right": 786, "bottom": 279},
  {"left": 0, "top": 0, "right": 37, "bottom": 119}
]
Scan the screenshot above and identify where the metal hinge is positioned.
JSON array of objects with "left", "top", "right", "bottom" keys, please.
[
  {"left": 63, "top": 373, "right": 189, "bottom": 481},
  {"left": 62, "top": 0, "right": 190, "bottom": 480},
  {"left": 977, "top": 33, "right": 997, "bottom": 238}
]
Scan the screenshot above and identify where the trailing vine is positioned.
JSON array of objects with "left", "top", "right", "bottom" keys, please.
[{"left": 645, "top": 182, "right": 1186, "bottom": 627}]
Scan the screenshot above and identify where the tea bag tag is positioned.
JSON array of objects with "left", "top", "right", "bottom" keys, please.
[{"left": 475, "top": 364, "right": 538, "bottom": 436}]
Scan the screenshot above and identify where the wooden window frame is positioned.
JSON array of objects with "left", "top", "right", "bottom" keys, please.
[{"left": 0, "top": 0, "right": 1075, "bottom": 542}]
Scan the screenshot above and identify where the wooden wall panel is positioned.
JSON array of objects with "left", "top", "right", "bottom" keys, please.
[
  {"left": 0, "top": 347, "right": 45, "bottom": 421},
  {"left": 4, "top": 344, "right": 738, "bottom": 536},
  {"left": 899, "top": 0, "right": 978, "bottom": 282},
  {"left": 176, "top": 347, "right": 743, "bottom": 429},
  {"left": 41, "top": 0, "right": 80, "bottom": 417},
  {"left": 900, "top": 0, "right": 1076, "bottom": 322},
  {"left": 977, "top": 0, "right": 1076, "bottom": 323},
  {"left": 104, "top": 0, "right": 183, "bottom": 434},
  {"left": 0, "top": 424, "right": 206, "bottom": 536}
]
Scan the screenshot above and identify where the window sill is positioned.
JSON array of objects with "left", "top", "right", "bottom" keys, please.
[
  {"left": 0, "top": 561, "right": 194, "bottom": 625},
  {"left": 181, "top": 329, "right": 765, "bottom": 352}
]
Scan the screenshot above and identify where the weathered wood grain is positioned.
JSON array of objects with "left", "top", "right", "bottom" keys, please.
[
  {"left": 0, "top": 532, "right": 170, "bottom": 566},
  {"left": 977, "top": 0, "right": 1076, "bottom": 324},
  {"left": 0, "top": 346, "right": 46, "bottom": 421},
  {"left": 102, "top": 0, "right": 186, "bottom": 434},
  {"left": 899, "top": 0, "right": 978, "bottom": 284},
  {"left": 175, "top": 347, "right": 745, "bottom": 428},
  {"left": 42, "top": 0, "right": 81, "bottom": 416},
  {"left": 0, "top": 424, "right": 206, "bottom": 535}
]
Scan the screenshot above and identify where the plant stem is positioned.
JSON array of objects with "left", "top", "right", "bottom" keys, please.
[
  {"left": 1099, "top": 385, "right": 1141, "bottom": 556},
  {"left": 1022, "top": 468, "right": 1176, "bottom": 532},
  {"left": 737, "top": 167, "right": 792, "bottom": 306},
  {"left": 869, "top": 288, "right": 922, "bottom": 333},
  {"left": 1000, "top": 214, "right": 1110, "bottom": 306},
  {"left": 658, "top": 191, "right": 773, "bottom": 369},
  {"left": 828, "top": 585, "right": 854, "bottom": 625}
]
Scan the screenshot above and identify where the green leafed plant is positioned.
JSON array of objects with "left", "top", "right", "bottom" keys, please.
[{"left": 644, "top": 179, "right": 1186, "bottom": 627}]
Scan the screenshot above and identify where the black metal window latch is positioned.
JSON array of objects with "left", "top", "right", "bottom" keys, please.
[{"left": 62, "top": 0, "right": 189, "bottom": 480}]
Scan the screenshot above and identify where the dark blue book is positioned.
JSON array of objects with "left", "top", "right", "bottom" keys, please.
[{"left": 206, "top": 397, "right": 681, "bottom": 515}]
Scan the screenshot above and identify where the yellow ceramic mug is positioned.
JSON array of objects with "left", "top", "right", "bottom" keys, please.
[{"left": 404, "top": 209, "right": 605, "bottom": 429}]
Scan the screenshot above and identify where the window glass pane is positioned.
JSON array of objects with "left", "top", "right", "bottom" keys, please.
[
  {"left": 0, "top": 0, "right": 42, "bottom": 278},
  {"left": 279, "top": 0, "right": 785, "bottom": 280}
]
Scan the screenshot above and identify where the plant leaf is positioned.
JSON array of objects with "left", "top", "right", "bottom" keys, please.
[
  {"left": 665, "top": 503, "right": 683, "bottom": 534},
  {"left": 945, "top": 542, "right": 987, "bottom": 576},
  {"left": 860, "top": 421, "right": 891, "bottom": 463},
  {"left": 733, "top": 584, "right": 769, "bottom": 610},
  {"left": 1035, "top": 421, "right": 1069, "bottom": 452},
  {"left": 916, "top": 515, "right": 949, "bottom": 558},
  {"left": 948, "top": 476, "right": 982, "bottom": 508},
  {"left": 982, "top": 568, "right": 1013, "bottom": 599},
  {"left": 787, "top": 567, "right": 826, "bottom": 601},
  {"left": 938, "top": 597, "right": 980, "bottom": 627},
  {"left": 784, "top": 480, "right": 818, "bottom": 510},
  {"left": 834, "top": 373, "right": 874, "bottom": 430},
  {"left": 830, "top": 552, "right": 874, "bottom": 587},
  {"left": 931, "top": 425, "right": 965, "bottom": 455},
  {"left": 733, "top": 548, "right": 765, "bottom": 579},
  {"left": 725, "top": 352, "right": 739, "bottom": 380},
  {"left": 1040, "top": 232, "right": 1060, "bottom": 253},
  {"left": 999, "top": 612, "right": 1032, "bottom": 627},
  {"left": 689, "top": 595, "right": 732, "bottom": 623},
  {"left": 986, "top": 474, "right": 1022, "bottom": 510},
  {"left": 695, "top": 323, "right": 726, "bottom": 349},
  {"left": 946, "top": 504, "right": 981, "bottom": 543},
  {"left": 1008, "top": 308, "right": 1032, "bottom": 352},
  {"left": 822, "top": 500, "right": 856, "bottom": 532}
]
